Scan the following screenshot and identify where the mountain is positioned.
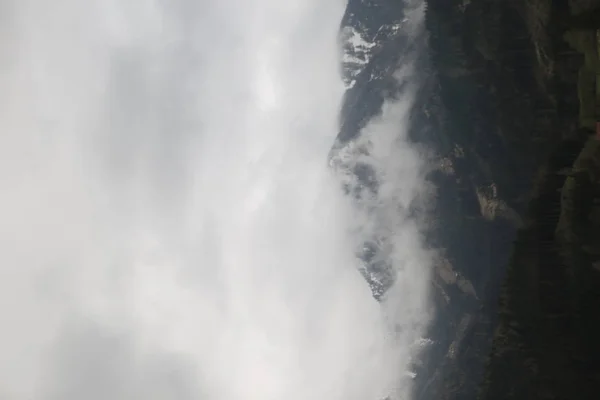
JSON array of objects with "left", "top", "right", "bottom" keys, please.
[
  {"left": 335, "top": 0, "right": 518, "bottom": 397},
  {"left": 340, "top": 0, "right": 406, "bottom": 89},
  {"left": 335, "top": 0, "right": 600, "bottom": 399}
]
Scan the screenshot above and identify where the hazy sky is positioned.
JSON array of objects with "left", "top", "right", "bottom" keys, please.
[{"left": 0, "top": 0, "right": 431, "bottom": 399}]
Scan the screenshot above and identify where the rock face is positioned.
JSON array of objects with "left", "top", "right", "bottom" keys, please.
[
  {"left": 336, "top": 0, "right": 517, "bottom": 398},
  {"left": 336, "top": 0, "right": 600, "bottom": 399},
  {"left": 340, "top": 0, "right": 406, "bottom": 89}
]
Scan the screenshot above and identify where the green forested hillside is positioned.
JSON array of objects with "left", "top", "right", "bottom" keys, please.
[{"left": 421, "top": 0, "right": 600, "bottom": 398}]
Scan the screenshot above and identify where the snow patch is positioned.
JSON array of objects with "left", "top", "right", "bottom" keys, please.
[{"left": 340, "top": 26, "right": 377, "bottom": 88}]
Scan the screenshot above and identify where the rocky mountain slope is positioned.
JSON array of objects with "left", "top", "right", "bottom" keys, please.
[
  {"left": 477, "top": 0, "right": 600, "bottom": 397},
  {"left": 336, "top": 0, "right": 600, "bottom": 399}
]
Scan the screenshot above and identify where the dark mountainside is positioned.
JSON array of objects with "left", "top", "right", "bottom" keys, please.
[{"left": 336, "top": 0, "right": 600, "bottom": 399}]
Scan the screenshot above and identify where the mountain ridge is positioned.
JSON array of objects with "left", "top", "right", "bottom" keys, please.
[{"left": 335, "top": 0, "right": 598, "bottom": 398}]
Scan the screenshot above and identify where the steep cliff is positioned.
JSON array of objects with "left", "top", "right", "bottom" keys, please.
[{"left": 337, "top": 0, "right": 600, "bottom": 399}]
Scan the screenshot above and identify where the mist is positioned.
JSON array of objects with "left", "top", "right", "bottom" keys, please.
[{"left": 0, "top": 0, "right": 431, "bottom": 399}]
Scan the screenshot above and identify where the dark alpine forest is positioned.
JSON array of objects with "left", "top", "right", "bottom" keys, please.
[{"left": 337, "top": 0, "right": 600, "bottom": 399}]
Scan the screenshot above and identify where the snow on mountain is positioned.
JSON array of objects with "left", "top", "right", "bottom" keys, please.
[
  {"left": 340, "top": 26, "right": 376, "bottom": 88},
  {"left": 340, "top": 22, "right": 404, "bottom": 89}
]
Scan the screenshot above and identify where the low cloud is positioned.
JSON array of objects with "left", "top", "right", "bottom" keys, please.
[{"left": 0, "top": 0, "right": 431, "bottom": 399}]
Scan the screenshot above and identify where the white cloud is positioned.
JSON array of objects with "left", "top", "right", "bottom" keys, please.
[{"left": 0, "top": 0, "right": 431, "bottom": 399}]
